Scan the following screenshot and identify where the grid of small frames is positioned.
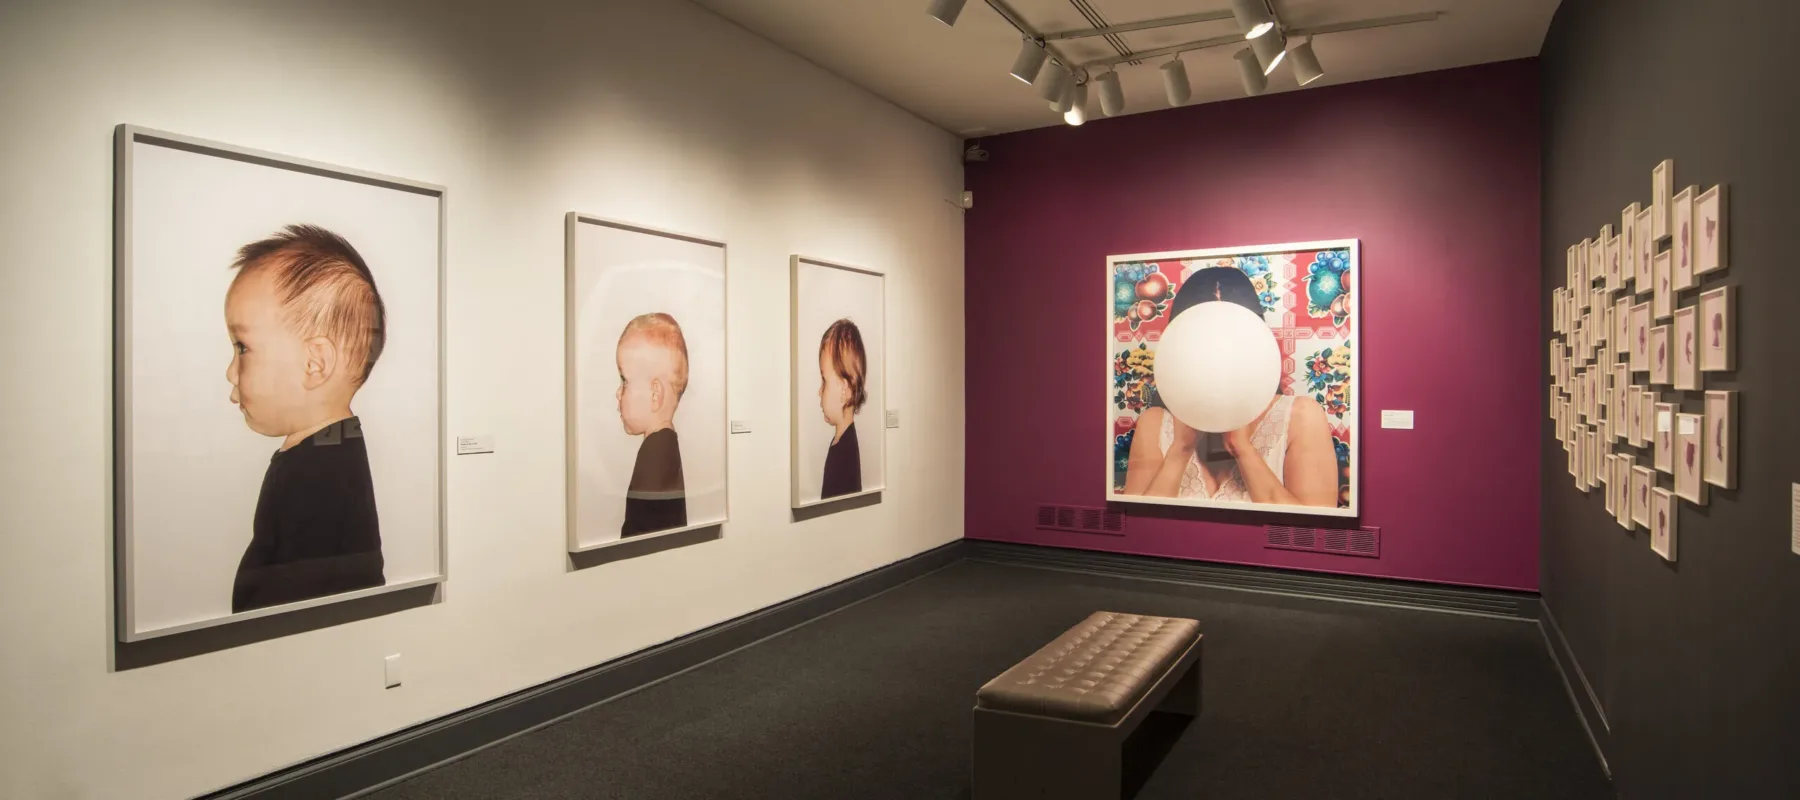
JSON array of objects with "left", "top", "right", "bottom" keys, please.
[{"left": 1550, "top": 159, "right": 1736, "bottom": 564}]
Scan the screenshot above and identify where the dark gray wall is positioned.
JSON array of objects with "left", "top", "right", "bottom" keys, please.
[{"left": 1540, "top": 1, "right": 1800, "bottom": 797}]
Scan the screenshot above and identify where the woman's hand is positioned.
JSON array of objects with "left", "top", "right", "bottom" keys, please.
[
  {"left": 1167, "top": 414, "right": 1202, "bottom": 456},
  {"left": 1223, "top": 422, "right": 1256, "bottom": 458}
]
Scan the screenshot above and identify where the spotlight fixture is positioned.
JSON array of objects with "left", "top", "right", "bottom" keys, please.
[
  {"left": 1234, "top": 48, "right": 1267, "bottom": 96},
  {"left": 1161, "top": 57, "right": 1191, "bottom": 107},
  {"left": 1009, "top": 38, "right": 1047, "bottom": 84},
  {"left": 1096, "top": 71, "right": 1125, "bottom": 117},
  {"left": 1051, "top": 79, "right": 1076, "bottom": 113},
  {"left": 926, "top": 0, "right": 966, "bottom": 27},
  {"left": 1230, "top": 0, "right": 1275, "bottom": 40},
  {"left": 1064, "top": 82, "right": 1089, "bottom": 126},
  {"left": 1290, "top": 37, "right": 1324, "bottom": 86},
  {"left": 1034, "top": 59, "right": 1068, "bottom": 102},
  {"left": 1250, "top": 29, "right": 1287, "bottom": 75}
]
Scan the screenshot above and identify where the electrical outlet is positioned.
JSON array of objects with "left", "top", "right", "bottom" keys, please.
[{"left": 384, "top": 654, "right": 403, "bottom": 689}]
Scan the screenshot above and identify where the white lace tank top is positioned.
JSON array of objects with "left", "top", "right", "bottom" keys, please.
[{"left": 1157, "top": 395, "right": 1294, "bottom": 501}]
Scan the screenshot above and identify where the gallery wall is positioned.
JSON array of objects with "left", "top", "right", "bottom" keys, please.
[
  {"left": 1539, "top": 0, "right": 1800, "bottom": 795},
  {"left": 964, "top": 60, "right": 1543, "bottom": 591},
  {"left": 0, "top": 1, "right": 965, "bottom": 797}
]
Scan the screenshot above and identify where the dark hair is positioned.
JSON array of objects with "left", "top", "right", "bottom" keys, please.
[
  {"left": 1169, "top": 266, "right": 1262, "bottom": 319},
  {"left": 1151, "top": 266, "right": 1276, "bottom": 409},
  {"left": 819, "top": 318, "right": 868, "bottom": 413},
  {"left": 232, "top": 224, "right": 386, "bottom": 384}
]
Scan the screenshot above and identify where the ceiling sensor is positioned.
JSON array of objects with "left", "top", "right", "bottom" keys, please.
[{"left": 963, "top": 142, "right": 989, "bottom": 162}]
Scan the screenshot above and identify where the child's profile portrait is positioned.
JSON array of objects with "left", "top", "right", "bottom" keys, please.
[
  {"left": 615, "top": 312, "right": 689, "bottom": 536},
  {"left": 817, "top": 318, "right": 867, "bottom": 500},
  {"left": 116, "top": 128, "right": 444, "bottom": 640},
  {"left": 790, "top": 258, "right": 886, "bottom": 509}
]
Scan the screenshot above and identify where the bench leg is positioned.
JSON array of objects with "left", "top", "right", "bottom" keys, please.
[
  {"left": 1154, "top": 658, "right": 1202, "bottom": 719},
  {"left": 974, "top": 708, "right": 1121, "bottom": 800}
]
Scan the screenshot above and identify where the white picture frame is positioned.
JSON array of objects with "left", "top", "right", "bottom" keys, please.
[
  {"left": 113, "top": 125, "right": 448, "bottom": 641},
  {"left": 792, "top": 255, "right": 888, "bottom": 509},
  {"left": 1606, "top": 234, "right": 1622, "bottom": 293},
  {"left": 1651, "top": 486, "right": 1678, "bottom": 562},
  {"left": 1671, "top": 185, "right": 1697, "bottom": 291},
  {"left": 1704, "top": 390, "right": 1736, "bottom": 489},
  {"left": 1649, "top": 324, "right": 1672, "bottom": 385},
  {"left": 1629, "top": 302, "right": 1652, "bottom": 372},
  {"left": 1698, "top": 286, "right": 1735, "bottom": 371},
  {"left": 1632, "top": 465, "right": 1654, "bottom": 527},
  {"left": 1694, "top": 185, "right": 1728, "bottom": 276},
  {"left": 1638, "top": 390, "right": 1656, "bottom": 449},
  {"left": 565, "top": 214, "right": 731, "bottom": 553},
  {"left": 1674, "top": 412, "right": 1707, "bottom": 505},
  {"left": 1634, "top": 205, "right": 1654, "bottom": 289},
  {"left": 1654, "top": 402, "right": 1676, "bottom": 473},
  {"left": 1672, "top": 305, "right": 1700, "bottom": 391},
  {"left": 1621, "top": 203, "right": 1640, "bottom": 291},
  {"left": 1652, "top": 249, "right": 1673, "bottom": 320},
  {"left": 1651, "top": 159, "right": 1674, "bottom": 241},
  {"left": 1614, "top": 454, "right": 1634, "bottom": 530}
]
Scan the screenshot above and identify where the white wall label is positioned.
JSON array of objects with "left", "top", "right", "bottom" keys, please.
[
  {"left": 729, "top": 420, "right": 751, "bottom": 434},
  {"left": 1679, "top": 416, "right": 1698, "bottom": 435},
  {"left": 455, "top": 435, "right": 496, "bottom": 455},
  {"left": 1792, "top": 484, "right": 1799, "bottom": 556},
  {"left": 1656, "top": 411, "right": 1672, "bottom": 432},
  {"left": 384, "top": 654, "right": 403, "bottom": 689},
  {"left": 885, "top": 409, "right": 900, "bottom": 429},
  {"left": 1380, "top": 410, "right": 1415, "bottom": 430}
]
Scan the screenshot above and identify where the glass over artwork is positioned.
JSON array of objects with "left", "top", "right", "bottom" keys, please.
[{"left": 1107, "top": 240, "right": 1358, "bottom": 517}]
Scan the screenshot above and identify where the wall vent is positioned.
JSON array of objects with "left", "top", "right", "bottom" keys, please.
[
  {"left": 1266, "top": 525, "right": 1380, "bottom": 558},
  {"left": 1035, "top": 504, "right": 1125, "bottom": 536}
]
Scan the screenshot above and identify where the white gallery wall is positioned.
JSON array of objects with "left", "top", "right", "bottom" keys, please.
[{"left": 0, "top": 1, "right": 965, "bottom": 797}]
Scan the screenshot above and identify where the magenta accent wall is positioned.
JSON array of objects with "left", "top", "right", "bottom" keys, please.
[{"left": 963, "top": 59, "right": 1543, "bottom": 591}]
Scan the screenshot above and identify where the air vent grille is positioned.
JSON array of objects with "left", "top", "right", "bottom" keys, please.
[
  {"left": 1035, "top": 504, "right": 1126, "bottom": 536},
  {"left": 1266, "top": 525, "right": 1380, "bottom": 558}
]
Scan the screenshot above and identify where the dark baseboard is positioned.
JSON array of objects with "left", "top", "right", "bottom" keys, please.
[
  {"left": 203, "top": 540, "right": 968, "bottom": 800},
  {"left": 964, "top": 540, "right": 1542, "bottom": 620},
  {"left": 1538, "top": 603, "right": 1614, "bottom": 781}
]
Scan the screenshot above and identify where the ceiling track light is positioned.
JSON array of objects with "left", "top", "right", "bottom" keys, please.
[
  {"left": 1009, "top": 37, "right": 1047, "bottom": 84},
  {"left": 1064, "top": 82, "right": 1089, "bottom": 125},
  {"left": 1034, "top": 59, "right": 1068, "bottom": 101},
  {"left": 926, "top": 0, "right": 967, "bottom": 27},
  {"left": 1230, "top": 0, "right": 1275, "bottom": 40},
  {"left": 1250, "top": 29, "right": 1287, "bottom": 75},
  {"left": 1161, "top": 57, "right": 1191, "bottom": 106},
  {"left": 1234, "top": 48, "right": 1267, "bottom": 96},
  {"left": 1290, "top": 37, "right": 1324, "bottom": 85},
  {"left": 1051, "top": 77, "right": 1076, "bottom": 113},
  {"left": 1096, "top": 71, "right": 1125, "bottom": 117}
]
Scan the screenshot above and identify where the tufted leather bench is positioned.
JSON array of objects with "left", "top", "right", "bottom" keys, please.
[{"left": 972, "top": 611, "right": 1203, "bottom": 799}]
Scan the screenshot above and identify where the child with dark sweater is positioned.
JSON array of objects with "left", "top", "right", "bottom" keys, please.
[
  {"left": 223, "top": 225, "right": 386, "bottom": 612},
  {"left": 615, "top": 313, "right": 689, "bottom": 536}
]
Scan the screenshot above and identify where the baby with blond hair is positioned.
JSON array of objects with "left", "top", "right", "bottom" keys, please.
[{"left": 615, "top": 312, "right": 689, "bottom": 536}]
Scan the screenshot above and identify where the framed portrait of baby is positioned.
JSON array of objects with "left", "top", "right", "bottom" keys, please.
[
  {"left": 113, "top": 126, "right": 445, "bottom": 641},
  {"left": 565, "top": 214, "right": 729, "bottom": 552},
  {"left": 1105, "top": 239, "right": 1360, "bottom": 517},
  {"left": 790, "top": 256, "right": 886, "bottom": 509}
]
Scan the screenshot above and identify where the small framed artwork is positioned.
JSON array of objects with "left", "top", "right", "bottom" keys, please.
[
  {"left": 1626, "top": 386, "right": 1642, "bottom": 444},
  {"left": 1651, "top": 159, "right": 1674, "bottom": 240},
  {"left": 1634, "top": 205, "right": 1654, "bottom": 289},
  {"left": 1594, "top": 289, "right": 1610, "bottom": 340},
  {"left": 1591, "top": 227, "right": 1609, "bottom": 284},
  {"left": 1674, "top": 412, "right": 1707, "bottom": 505},
  {"left": 1698, "top": 286, "right": 1735, "bottom": 371},
  {"left": 1567, "top": 425, "right": 1579, "bottom": 477},
  {"left": 1654, "top": 402, "right": 1675, "bottom": 473},
  {"left": 1614, "top": 455, "right": 1634, "bottom": 530},
  {"left": 1639, "top": 390, "right": 1656, "bottom": 448},
  {"left": 1606, "top": 235, "right": 1622, "bottom": 292},
  {"left": 1562, "top": 398, "right": 1574, "bottom": 450},
  {"left": 1631, "top": 465, "right": 1654, "bottom": 527},
  {"left": 1579, "top": 428, "right": 1593, "bottom": 493},
  {"left": 1550, "top": 384, "right": 1561, "bottom": 427},
  {"left": 1703, "top": 390, "right": 1736, "bottom": 489},
  {"left": 1576, "top": 239, "right": 1590, "bottom": 288},
  {"left": 1671, "top": 185, "right": 1697, "bottom": 290},
  {"left": 1649, "top": 325, "right": 1671, "bottom": 385},
  {"left": 1604, "top": 455, "right": 1619, "bottom": 514},
  {"left": 1595, "top": 421, "right": 1611, "bottom": 486},
  {"left": 1567, "top": 245, "right": 1579, "bottom": 293},
  {"left": 1629, "top": 302, "right": 1652, "bottom": 372},
  {"left": 1672, "top": 306, "right": 1700, "bottom": 390},
  {"left": 1694, "top": 185, "right": 1727, "bottom": 275},
  {"left": 1613, "top": 364, "right": 1630, "bottom": 437},
  {"left": 1614, "top": 297, "right": 1630, "bottom": 349},
  {"left": 1552, "top": 288, "right": 1564, "bottom": 334},
  {"left": 1621, "top": 203, "right": 1639, "bottom": 290},
  {"left": 1652, "top": 249, "right": 1673, "bottom": 320},
  {"left": 1651, "top": 487, "right": 1678, "bottom": 562}
]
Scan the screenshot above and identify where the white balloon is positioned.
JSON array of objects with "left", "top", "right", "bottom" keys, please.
[{"left": 1153, "top": 302, "right": 1279, "bottom": 433}]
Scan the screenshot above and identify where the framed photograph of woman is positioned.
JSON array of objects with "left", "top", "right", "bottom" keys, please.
[
  {"left": 1107, "top": 240, "right": 1359, "bottom": 517},
  {"left": 113, "top": 125, "right": 445, "bottom": 641},
  {"left": 791, "top": 256, "right": 886, "bottom": 508},
  {"left": 565, "top": 214, "right": 729, "bottom": 553}
]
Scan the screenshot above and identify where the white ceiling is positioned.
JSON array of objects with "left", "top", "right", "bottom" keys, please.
[{"left": 693, "top": 0, "right": 1560, "bottom": 137}]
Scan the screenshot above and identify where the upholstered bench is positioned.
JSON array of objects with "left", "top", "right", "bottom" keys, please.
[{"left": 972, "top": 611, "right": 1203, "bottom": 799}]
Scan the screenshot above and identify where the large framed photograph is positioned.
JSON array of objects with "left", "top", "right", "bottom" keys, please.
[
  {"left": 1108, "top": 240, "right": 1359, "bottom": 517},
  {"left": 565, "top": 214, "right": 729, "bottom": 552},
  {"left": 791, "top": 256, "right": 886, "bottom": 508},
  {"left": 114, "top": 126, "right": 445, "bottom": 641}
]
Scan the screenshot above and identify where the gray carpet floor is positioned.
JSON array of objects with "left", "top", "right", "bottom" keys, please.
[{"left": 367, "top": 559, "right": 1611, "bottom": 799}]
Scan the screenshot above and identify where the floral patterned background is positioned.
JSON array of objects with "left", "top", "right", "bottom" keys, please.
[{"left": 1111, "top": 248, "right": 1356, "bottom": 508}]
